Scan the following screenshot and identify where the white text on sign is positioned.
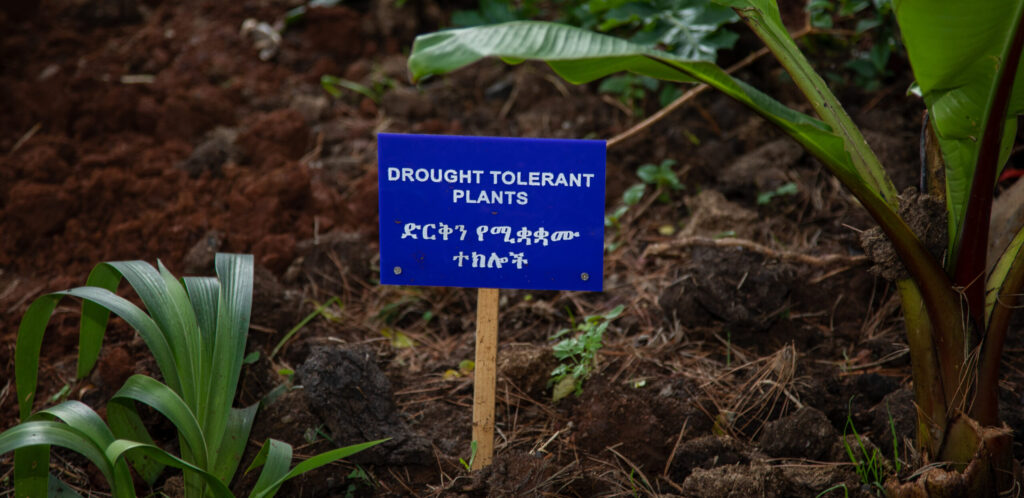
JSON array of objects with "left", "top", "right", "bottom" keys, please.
[{"left": 386, "top": 167, "right": 597, "bottom": 205}]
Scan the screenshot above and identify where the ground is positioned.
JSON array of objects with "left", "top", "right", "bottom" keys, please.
[{"left": 1, "top": 0, "right": 1023, "bottom": 497}]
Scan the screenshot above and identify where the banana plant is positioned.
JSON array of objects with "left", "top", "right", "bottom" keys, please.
[
  {"left": 406, "top": 1, "right": 1024, "bottom": 495},
  {"left": 2, "top": 253, "right": 386, "bottom": 497}
]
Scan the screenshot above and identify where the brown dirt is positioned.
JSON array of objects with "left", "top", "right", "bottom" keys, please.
[{"left": 2, "top": 1, "right": 1023, "bottom": 497}]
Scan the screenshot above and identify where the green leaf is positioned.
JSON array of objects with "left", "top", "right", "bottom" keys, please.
[
  {"left": 211, "top": 404, "right": 259, "bottom": 485},
  {"left": 247, "top": 439, "right": 389, "bottom": 498},
  {"left": 108, "top": 260, "right": 197, "bottom": 405},
  {"left": 721, "top": 0, "right": 896, "bottom": 206},
  {"left": 637, "top": 163, "right": 659, "bottom": 184},
  {"left": 409, "top": 21, "right": 860, "bottom": 187},
  {"left": 623, "top": 183, "right": 646, "bottom": 205},
  {"left": 78, "top": 263, "right": 124, "bottom": 379},
  {"left": 894, "top": 0, "right": 1024, "bottom": 258},
  {"left": 2, "top": 422, "right": 118, "bottom": 494},
  {"left": 551, "top": 375, "right": 577, "bottom": 402},
  {"left": 104, "top": 439, "right": 234, "bottom": 498},
  {"left": 16, "top": 286, "right": 180, "bottom": 422},
  {"left": 106, "top": 398, "right": 164, "bottom": 484},
  {"left": 111, "top": 375, "right": 209, "bottom": 470},
  {"left": 202, "top": 254, "right": 254, "bottom": 468}
]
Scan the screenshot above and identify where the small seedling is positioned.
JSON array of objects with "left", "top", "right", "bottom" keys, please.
[
  {"left": 344, "top": 466, "right": 375, "bottom": 498},
  {"left": 816, "top": 483, "right": 850, "bottom": 497},
  {"left": 459, "top": 440, "right": 478, "bottom": 471},
  {"left": 380, "top": 327, "right": 415, "bottom": 348},
  {"left": 549, "top": 305, "right": 625, "bottom": 402},
  {"left": 321, "top": 75, "right": 394, "bottom": 104},
  {"left": 637, "top": 159, "right": 685, "bottom": 202},
  {"left": 757, "top": 181, "right": 799, "bottom": 205},
  {"left": 269, "top": 296, "right": 342, "bottom": 360},
  {"left": 600, "top": 74, "right": 660, "bottom": 116},
  {"left": 841, "top": 397, "right": 899, "bottom": 494}
]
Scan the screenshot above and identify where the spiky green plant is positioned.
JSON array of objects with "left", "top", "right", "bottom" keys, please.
[{"left": 1, "top": 253, "right": 385, "bottom": 497}]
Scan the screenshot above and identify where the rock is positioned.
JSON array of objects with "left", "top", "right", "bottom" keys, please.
[
  {"left": 758, "top": 406, "right": 837, "bottom": 460},
  {"left": 296, "top": 344, "right": 430, "bottom": 465}
]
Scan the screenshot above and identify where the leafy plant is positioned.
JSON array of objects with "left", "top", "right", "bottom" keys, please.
[
  {"left": 637, "top": 158, "right": 685, "bottom": 201},
  {"left": 458, "top": 440, "right": 479, "bottom": 471},
  {"left": 841, "top": 398, "right": 900, "bottom": 494},
  {"left": 549, "top": 305, "right": 625, "bottom": 401},
  {"left": 1, "top": 254, "right": 386, "bottom": 497},
  {"left": 408, "top": 0, "right": 1024, "bottom": 493},
  {"left": 756, "top": 181, "right": 798, "bottom": 205},
  {"left": 321, "top": 75, "right": 395, "bottom": 104},
  {"left": 807, "top": 0, "right": 899, "bottom": 91}
]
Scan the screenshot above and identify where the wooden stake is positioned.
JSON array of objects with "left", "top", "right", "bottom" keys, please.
[{"left": 471, "top": 287, "right": 499, "bottom": 470}]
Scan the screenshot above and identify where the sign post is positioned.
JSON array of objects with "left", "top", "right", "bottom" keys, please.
[
  {"left": 472, "top": 287, "right": 499, "bottom": 468},
  {"left": 378, "top": 133, "right": 605, "bottom": 469}
]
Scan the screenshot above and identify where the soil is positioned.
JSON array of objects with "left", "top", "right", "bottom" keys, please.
[{"left": 2, "top": 1, "right": 1024, "bottom": 497}]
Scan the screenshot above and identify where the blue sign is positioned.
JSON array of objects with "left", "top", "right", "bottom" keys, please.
[{"left": 378, "top": 133, "right": 605, "bottom": 291}]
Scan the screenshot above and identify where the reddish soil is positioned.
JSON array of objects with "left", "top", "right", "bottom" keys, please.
[{"left": 2, "top": 1, "right": 1023, "bottom": 497}]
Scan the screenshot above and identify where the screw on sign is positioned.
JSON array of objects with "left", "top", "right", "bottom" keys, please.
[{"left": 378, "top": 133, "right": 606, "bottom": 468}]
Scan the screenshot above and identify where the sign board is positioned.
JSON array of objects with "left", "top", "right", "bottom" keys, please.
[{"left": 378, "top": 133, "right": 606, "bottom": 291}]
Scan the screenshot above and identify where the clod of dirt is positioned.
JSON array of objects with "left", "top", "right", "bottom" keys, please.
[
  {"left": 758, "top": 406, "right": 837, "bottom": 460},
  {"left": 860, "top": 188, "right": 947, "bottom": 281},
  {"left": 284, "top": 231, "right": 374, "bottom": 293},
  {"left": 236, "top": 109, "right": 310, "bottom": 164},
  {"left": 6, "top": 181, "right": 75, "bottom": 238},
  {"left": 659, "top": 244, "right": 796, "bottom": 332},
  {"left": 296, "top": 344, "right": 430, "bottom": 465},
  {"left": 669, "top": 435, "right": 751, "bottom": 482},
  {"left": 288, "top": 94, "right": 330, "bottom": 124},
  {"left": 250, "top": 264, "right": 302, "bottom": 341},
  {"left": 96, "top": 346, "right": 134, "bottom": 390},
  {"left": 452, "top": 450, "right": 560, "bottom": 497},
  {"left": 870, "top": 387, "right": 916, "bottom": 458},
  {"left": 381, "top": 87, "right": 433, "bottom": 120},
  {"left": 779, "top": 465, "right": 864, "bottom": 497},
  {"left": 497, "top": 343, "right": 557, "bottom": 397},
  {"left": 573, "top": 377, "right": 703, "bottom": 472},
  {"left": 718, "top": 139, "right": 803, "bottom": 198},
  {"left": 178, "top": 127, "right": 237, "bottom": 178},
  {"left": 681, "top": 462, "right": 786, "bottom": 497},
  {"left": 853, "top": 373, "right": 900, "bottom": 405},
  {"left": 681, "top": 190, "right": 759, "bottom": 239},
  {"left": 69, "top": 0, "right": 141, "bottom": 25},
  {"left": 182, "top": 230, "right": 223, "bottom": 274}
]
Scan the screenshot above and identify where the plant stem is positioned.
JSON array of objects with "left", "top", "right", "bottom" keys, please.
[
  {"left": 974, "top": 225, "right": 1024, "bottom": 425},
  {"left": 897, "top": 280, "right": 946, "bottom": 455},
  {"left": 732, "top": 2, "right": 898, "bottom": 207},
  {"left": 952, "top": 5, "right": 1024, "bottom": 334}
]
